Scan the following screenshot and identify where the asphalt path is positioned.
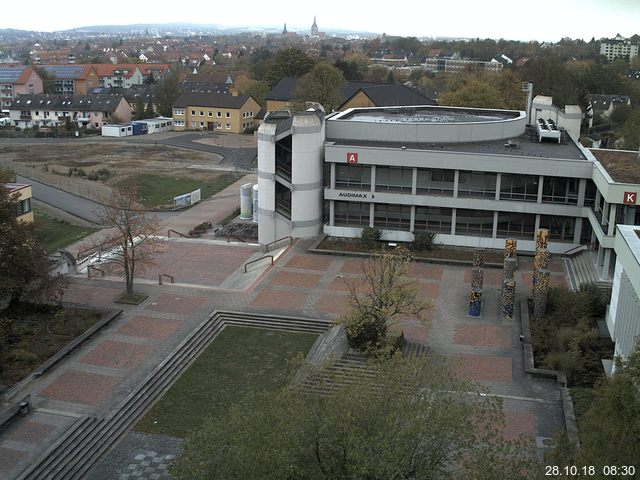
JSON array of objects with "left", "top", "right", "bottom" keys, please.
[{"left": 18, "top": 175, "right": 177, "bottom": 224}]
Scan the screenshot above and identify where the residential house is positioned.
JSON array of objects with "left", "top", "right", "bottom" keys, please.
[
  {"left": 9, "top": 94, "right": 131, "bottom": 129},
  {"left": 0, "top": 66, "right": 43, "bottom": 114},
  {"left": 93, "top": 64, "right": 145, "bottom": 88},
  {"left": 39, "top": 65, "right": 100, "bottom": 94},
  {"left": 3, "top": 183, "right": 33, "bottom": 223},
  {"left": 599, "top": 35, "right": 639, "bottom": 62},
  {"left": 587, "top": 94, "right": 632, "bottom": 127},
  {"left": 265, "top": 77, "right": 436, "bottom": 112},
  {"left": 172, "top": 92, "right": 260, "bottom": 133},
  {"left": 138, "top": 64, "right": 170, "bottom": 82}
]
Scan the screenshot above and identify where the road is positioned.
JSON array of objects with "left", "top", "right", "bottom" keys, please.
[{"left": 18, "top": 175, "right": 177, "bottom": 224}]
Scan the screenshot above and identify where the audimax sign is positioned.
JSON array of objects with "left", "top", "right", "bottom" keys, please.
[{"left": 338, "top": 192, "right": 369, "bottom": 199}]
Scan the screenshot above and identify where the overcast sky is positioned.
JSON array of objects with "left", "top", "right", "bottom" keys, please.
[{"left": 7, "top": 0, "right": 640, "bottom": 42}]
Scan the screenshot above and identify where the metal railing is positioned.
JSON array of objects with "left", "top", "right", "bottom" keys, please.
[
  {"left": 87, "top": 265, "right": 105, "bottom": 279},
  {"left": 265, "top": 236, "right": 293, "bottom": 253},
  {"left": 167, "top": 229, "right": 189, "bottom": 238},
  {"left": 159, "top": 274, "right": 175, "bottom": 285},
  {"left": 563, "top": 244, "right": 587, "bottom": 257},
  {"left": 244, "top": 255, "right": 274, "bottom": 273}
]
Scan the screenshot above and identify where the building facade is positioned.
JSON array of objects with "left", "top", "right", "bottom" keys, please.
[
  {"left": 4, "top": 183, "right": 33, "bottom": 223},
  {"left": 39, "top": 65, "right": 100, "bottom": 95},
  {"left": 599, "top": 36, "right": 639, "bottom": 62},
  {"left": 0, "top": 66, "right": 43, "bottom": 114},
  {"left": 172, "top": 92, "right": 260, "bottom": 133}
]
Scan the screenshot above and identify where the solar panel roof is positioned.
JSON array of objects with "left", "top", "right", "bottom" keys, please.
[
  {"left": 0, "top": 67, "right": 26, "bottom": 83},
  {"left": 41, "top": 65, "right": 84, "bottom": 79}
]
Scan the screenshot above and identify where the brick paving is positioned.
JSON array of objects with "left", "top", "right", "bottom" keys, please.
[
  {"left": 463, "top": 268, "right": 505, "bottom": 286},
  {"left": 40, "top": 370, "right": 122, "bottom": 406},
  {"left": 249, "top": 289, "right": 309, "bottom": 312},
  {"left": 454, "top": 325, "right": 512, "bottom": 348},
  {"left": 502, "top": 411, "right": 537, "bottom": 441},
  {"left": 80, "top": 340, "right": 155, "bottom": 369},
  {"left": 270, "top": 270, "right": 323, "bottom": 289},
  {"left": 117, "top": 315, "right": 181, "bottom": 341},
  {"left": 2, "top": 421, "right": 56, "bottom": 444},
  {"left": 313, "top": 293, "right": 351, "bottom": 316},
  {"left": 144, "top": 293, "right": 208, "bottom": 315},
  {"left": 284, "top": 254, "right": 333, "bottom": 271},
  {"left": 453, "top": 354, "right": 513, "bottom": 383}
]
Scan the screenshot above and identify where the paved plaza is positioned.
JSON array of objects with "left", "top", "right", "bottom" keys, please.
[{"left": 0, "top": 178, "right": 570, "bottom": 479}]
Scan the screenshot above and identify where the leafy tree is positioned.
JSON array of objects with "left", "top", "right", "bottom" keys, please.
[
  {"left": 334, "top": 53, "right": 370, "bottom": 81},
  {"left": 235, "top": 76, "right": 269, "bottom": 107},
  {"left": 0, "top": 178, "right": 65, "bottom": 310},
  {"left": 145, "top": 94, "right": 155, "bottom": 118},
  {"left": 364, "top": 65, "right": 388, "bottom": 83},
  {"left": 293, "top": 61, "right": 346, "bottom": 112},
  {"left": 261, "top": 47, "right": 314, "bottom": 89},
  {"left": 619, "top": 107, "right": 640, "bottom": 150},
  {"left": 440, "top": 71, "right": 523, "bottom": 110},
  {"left": 337, "top": 247, "right": 430, "bottom": 354},
  {"left": 360, "top": 225, "right": 381, "bottom": 249},
  {"left": 32, "top": 66, "right": 56, "bottom": 94},
  {"left": 134, "top": 96, "right": 145, "bottom": 120},
  {"left": 93, "top": 183, "right": 163, "bottom": 297},
  {"left": 172, "top": 355, "right": 538, "bottom": 480},
  {"left": 154, "top": 69, "right": 181, "bottom": 117}
]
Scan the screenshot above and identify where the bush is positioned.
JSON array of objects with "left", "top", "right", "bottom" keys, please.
[
  {"left": 361, "top": 226, "right": 381, "bottom": 249},
  {"left": 9, "top": 348, "right": 38, "bottom": 363},
  {"left": 412, "top": 231, "right": 435, "bottom": 252}
]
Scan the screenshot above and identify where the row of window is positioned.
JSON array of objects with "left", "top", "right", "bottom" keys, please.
[
  {"left": 177, "top": 109, "right": 256, "bottom": 118},
  {"left": 334, "top": 164, "right": 584, "bottom": 205},
  {"left": 333, "top": 201, "right": 580, "bottom": 242},
  {"left": 190, "top": 121, "right": 232, "bottom": 130}
]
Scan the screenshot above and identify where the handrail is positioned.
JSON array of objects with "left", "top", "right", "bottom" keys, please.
[
  {"left": 226, "top": 234, "right": 247, "bottom": 243},
  {"left": 244, "top": 255, "right": 274, "bottom": 273},
  {"left": 159, "top": 273, "right": 175, "bottom": 285},
  {"left": 563, "top": 244, "right": 587, "bottom": 257},
  {"left": 87, "top": 265, "right": 105, "bottom": 279},
  {"left": 168, "top": 229, "right": 189, "bottom": 238},
  {"left": 265, "top": 236, "right": 293, "bottom": 252}
]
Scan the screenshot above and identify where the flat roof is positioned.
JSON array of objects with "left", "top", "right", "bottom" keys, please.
[
  {"left": 328, "top": 132, "right": 588, "bottom": 161},
  {"left": 3, "top": 183, "right": 30, "bottom": 192},
  {"left": 333, "top": 105, "right": 521, "bottom": 124},
  {"left": 590, "top": 149, "right": 640, "bottom": 184}
]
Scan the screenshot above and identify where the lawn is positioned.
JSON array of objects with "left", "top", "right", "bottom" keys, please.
[
  {"left": 32, "top": 211, "right": 99, "bottom": 253},
  {"left": 134, "top": 326, "right": 318, "bottom": 438},
  {"left": 118, "top": 172, "right": 240, "bottom": 209},
  {"left": 0, "top": 303, "right": 104, "bottom": 388}
]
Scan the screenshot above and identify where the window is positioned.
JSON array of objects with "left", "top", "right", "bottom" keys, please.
[
  {"left": 416, "top": 168, "right": 454, "bottom": 195},
  {"left": 200, "top": 111, "right": 204, "bottom": 116},
  {"left": 541, "top": 176, "right": 578, "bottom": 205},
  {"left": 16, "top": 197, "right": 31, "bottom": 216},
  {"left": 539, "top": 215, "right": 575, "bottom": 242},
  {"left": 199, "top": 122, "right": 204, "bottom": 127},
  {"left": 455, "top": 209, "right": 494, "bottom": 237},
  {"left": 374, "top": 204, "right": 411, "bottom": 231},
  {"left": 225, "top": 112, "right": 230, "bottom": 118},
  {"left": 242, "top": 112, "right": 246, "bottom": 118},
  {"left": 217, "top": 111, "right": 221, "bottom": 117},
  {"left": 174, "top": 120, "right": 185, "bottom": 127},
  {"left": 226, "top": 123, "right": 231, "bottom": 130},
  {"left": 375, "top": 166, "right": 413, "bottom": 193},
  {"left": 335, "top": 164, "right": 371, "bottom": 190},
  {"left": 496, "top": 212, "right": 536, "bottom": 239},
  {"left": 500, "top": 174, "right": 538, "bottom": 202},
  {"left": 175, "top": 108, "right": 184, "bottom": 115},
  {"left": 414, "top": 206, "right": 452, "bottom": 233},
  {"left": 334, "top": 201, "right": 370, "bottom": 226},
  {"left": 457, "top": 171, "right": 496, "bottom": 198},
  {"left": 208, "top": 111, "right": 213, "bottom": 117},
  {"left": 191, "top": 110, "right": 196, "bottom": 115},
  {"left": 584, "top": 180, "right": 597, "bottom": 207}
]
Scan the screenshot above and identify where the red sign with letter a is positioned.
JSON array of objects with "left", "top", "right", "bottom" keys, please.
[
  {"left": 347, "top": 152, "right": 358, "bottom": 164},
  {"left": 623, "top": 192, "right": 637, "bottom": 205}
]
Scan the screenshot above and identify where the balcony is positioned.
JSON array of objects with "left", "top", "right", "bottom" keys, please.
[
  {"left": 20, "top": 115, "right": 32, "bottom": 120},
  {"left": 275, "top": 160, "right": 292, "bottom": 182}
]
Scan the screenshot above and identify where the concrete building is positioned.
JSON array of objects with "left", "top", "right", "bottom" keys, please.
[
  {"left": 607, "top": 224, "right": 640, "bottom": 366},
  {"left": 38, "top": 65, "right": 100, "bottom": 95},
  {"left": 172, "top": 92, "right": 260, "bottom": 133},
  {"left": 599, "top": 35, "right": 639, "bottom": 62},
  {"left": 422, "top": 57, "right": 503, "bottom": 73},
  {"left": 257, "top": 104, "right": 640, "bottom": 284},
  {"left": 531, "top": 96, "right": 582, "bottom": 140},
  {"left": 4, "top": 183, "right": 33, "bottom": 223}
]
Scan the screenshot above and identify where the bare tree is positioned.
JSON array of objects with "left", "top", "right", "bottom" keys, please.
[
  {"left": 337, "top": 247, "right": 430, "bottom": 354},
  {"left": 94, "top": 183, "right": 164, "bottom": 297}
]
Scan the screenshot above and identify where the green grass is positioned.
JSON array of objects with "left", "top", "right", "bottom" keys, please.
[
  {"left": 119, "top": 173, "right": 240, "bottom": 209},
  {"left": 134, "top": 326, "right": 318, "bottom": 438},
  {"left": 32, "top": 211, "right": 99, "bottom": 253}
]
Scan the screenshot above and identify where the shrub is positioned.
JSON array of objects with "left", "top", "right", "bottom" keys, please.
[
  {"left": 9, "top": 348, "right": 38, "bottom": 363},
  {"left": 412, "top": 231, "right": 435, "bottom": 252},
  {"left": 361, "top": 226, "right": 381, "bottom": 249}
]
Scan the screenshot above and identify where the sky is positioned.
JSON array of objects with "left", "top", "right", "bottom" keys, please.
[{"left": 5, "top": 0, "right": 640, "bottom": 42}]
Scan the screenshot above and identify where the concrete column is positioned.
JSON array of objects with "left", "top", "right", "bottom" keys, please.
[
  {"left": 330, "top": 162, "right": 335, "bottom": 189},
  {"left": 603, "top": 248, "right": 612, "bottom": 280},
  {"left": 411, "top": 167, "right": 417, "bottom": 195},
  {"left": 369, "top": 202, "right": 374, "bottom": 227},
  {"left": 597, "top": 244, "right": 605, "bottom": 267},
  {"left": 574, "top": 217, "right": 583, "bottom": 244},
  {"left": 410, "top": 205, "right": 416, "bottom": 232},
  {"left": 451, "top": 208, "right": 457, "bottom": 235},
  {"left": 495, "top": 173, "right": 502, "bottom": 201},
  {"left": 577, "top": 178, "right": 586, "bottom": 207},
  {"left": 329, "top": 200, "right": 335, "bottom": 226},
  {"left": 370, "top": 165, "right": 376, "bottom": 193},
  {"left": 453, "top": 170, "right": 460, "bottom": 198},
  {"left": 608, "top": 204, "right": 617, "bottom": 236},
  {"left": 492, "top": 211, "right": 498, "bottom": 239},
  {"left": 534, "top": 214, "right": 541, "bottom": 239},
  {"left": 537, "top": 175, "right": 544, "bottom": 203}
]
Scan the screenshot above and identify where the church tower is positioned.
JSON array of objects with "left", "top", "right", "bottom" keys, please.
[
  {"left": 282, "top": 23, "right": 287, "bottom": 35},
  {"left": 311, "top": 16, "right": 318, "bottom": 36}
]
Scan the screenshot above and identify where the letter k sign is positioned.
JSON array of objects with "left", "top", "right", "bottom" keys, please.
[{"left": 623, "top": 192, "right": 637, "bottom": 205}]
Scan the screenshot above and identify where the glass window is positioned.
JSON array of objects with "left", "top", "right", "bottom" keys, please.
[
  {"left": 226, "top": 112, "right": 231, "bottom": 118},
  {"left": 539, "top": 215, "right": 576, "bottom": 243},
  {"left": 335, "top": 164, "right": 371, "bottom": 190},
  {"left": 416, "top": 168, "right": 454, "bottom": 196},
  {"left": 414, "top": 206, "right": 452, "bottom": 233},
  {"left": 541, "top": 177, "right": 578, "bottom": 205},
  {"left": 457, "top": 171, "right": 497, "bottom": 198},
  {"left": 16, "top": 198, "right": 31, "bottom": 216},
  {"left": 500, "top": 174, "right": 539, "bottom": 202},
  {"left": 496, "top": 212, "right": 536, "bottom": 239},
  {"left": 374, "top": 204, "right": 411, "bottom": 231},
  {"left": 375, "top": 166, "right": 413, "bottom": 193},
  {"left": 334, "top": 201, "right": 370, "bottom": 227},
  {"left": 584, "top": 180, "right": 597, "bottom": 207},
  {"left": 455, "top": 209, "right": 494, "bottom": 237}
]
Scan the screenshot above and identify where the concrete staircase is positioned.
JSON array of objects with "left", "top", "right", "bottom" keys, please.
[
  {"left": 16, "top": 311, "right": 330, "bottom": 480},
  {"left": 565, "top": 250, "right": 612, "bottom": 293}
]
